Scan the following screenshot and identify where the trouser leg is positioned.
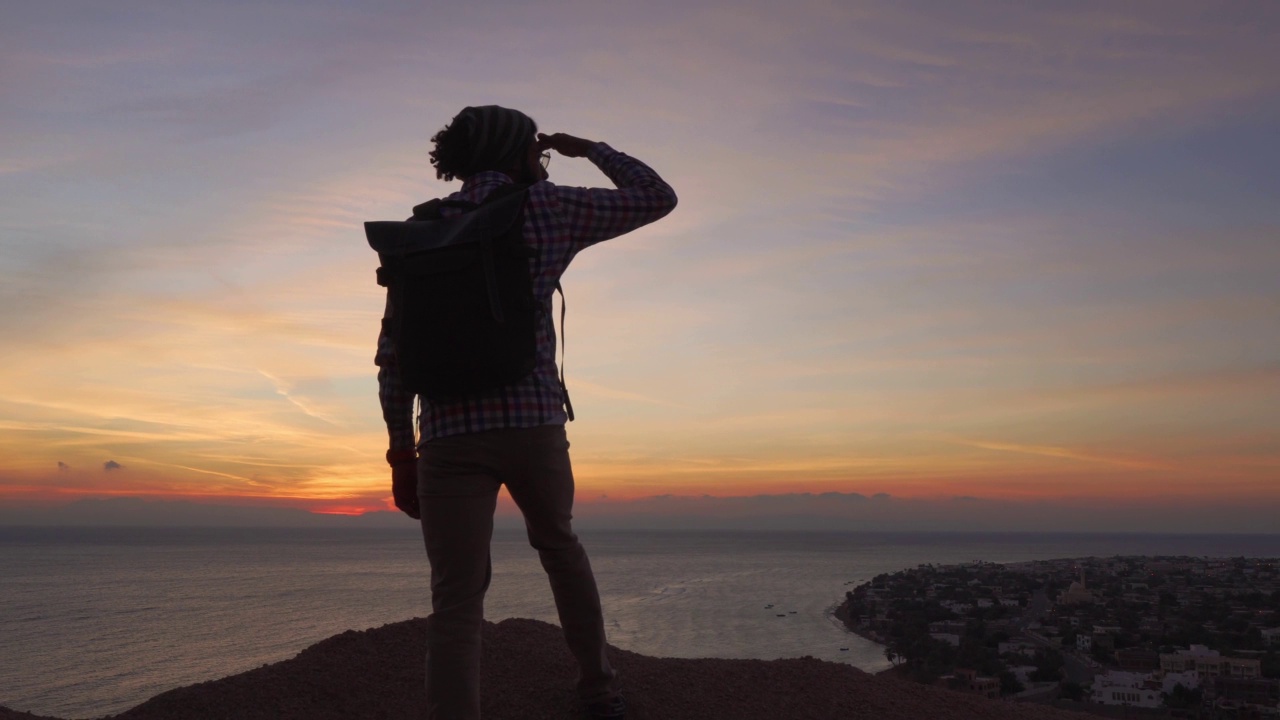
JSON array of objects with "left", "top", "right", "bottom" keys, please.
[
  {"left": 503, "top": 425, "right": 617, "bottom": 703},
  {"left": 418, "top": 447, "right": 501, "bottom": 720}
]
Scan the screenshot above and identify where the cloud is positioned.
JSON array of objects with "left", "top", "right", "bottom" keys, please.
[
  {"left": 256, "top": 370, "right": 341, "bottom": 426},
  {"left": 103, "top": 460, "right": 124, "bottom": 471},
  {"left": 948, "top": 438, "right": 1171, "bottom": 471},
  {"left": 566, "top": 490, "right": 1280, "bottom": 534}
]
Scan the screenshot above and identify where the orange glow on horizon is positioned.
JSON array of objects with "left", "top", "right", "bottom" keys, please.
[
  {"left": 309, "top": 506, "right": 371, "bottom": 516},
  {"left": 2, "top": 480, "right": 1277, "bottom": 514}
]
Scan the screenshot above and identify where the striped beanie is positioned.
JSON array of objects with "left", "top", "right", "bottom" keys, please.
[{"left": 455, "top": 105, "right": 536, "bottom": 178}]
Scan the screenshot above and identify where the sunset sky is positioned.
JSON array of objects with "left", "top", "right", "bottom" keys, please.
[{"left": 2, "top": 1, "right": 1277, "bottom": 529}]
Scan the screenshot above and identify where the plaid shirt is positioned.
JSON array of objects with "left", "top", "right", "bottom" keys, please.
[{"left": 376, "top": 143, "right": 677, "bottom": 450}]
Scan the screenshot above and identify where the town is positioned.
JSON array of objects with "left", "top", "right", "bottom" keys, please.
[{"left": 837, "top": 556, "right": 1280, "bottom": 717}]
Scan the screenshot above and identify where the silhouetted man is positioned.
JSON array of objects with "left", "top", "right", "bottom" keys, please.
[{"left": 375, "top": 105, "right": 677, "bottom": 720}]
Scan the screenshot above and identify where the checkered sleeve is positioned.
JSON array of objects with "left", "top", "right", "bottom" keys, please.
[
  {"left": 552, "top": 143, "right": 678, "bottom": 251},
  {"left": 374, "top": 300, "right": 416, "bottom": 452}
]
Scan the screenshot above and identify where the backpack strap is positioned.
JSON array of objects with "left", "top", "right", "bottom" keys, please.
[
  {"left": 556, "top": 281, "right": 574, "bottom": 422},
  {"left": 474, "top": 183, "right": 572, "bottom": 420}
]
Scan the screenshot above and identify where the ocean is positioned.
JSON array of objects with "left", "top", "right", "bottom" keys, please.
[{"left": 2, "top": 528, "right": 1278, "bottom": 719}]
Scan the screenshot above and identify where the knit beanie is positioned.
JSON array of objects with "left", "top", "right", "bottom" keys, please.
[{"left": 455, "top": 105, "right": 536, "bottom": 178}]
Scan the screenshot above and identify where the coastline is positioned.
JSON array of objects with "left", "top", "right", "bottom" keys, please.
[{"left": 833, "top": 594, "right": 889, "bottom": 654}]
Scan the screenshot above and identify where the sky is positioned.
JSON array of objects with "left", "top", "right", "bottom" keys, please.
[{"left": 1, "top": 1, "right": 1278, "bottom": 531}]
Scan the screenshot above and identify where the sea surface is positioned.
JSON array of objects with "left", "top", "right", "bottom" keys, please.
[{"left": 2, "top": 528, "right": 1278, "bottom": 719}]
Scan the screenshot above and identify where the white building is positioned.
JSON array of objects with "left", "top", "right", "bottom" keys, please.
[
  {"left": 1160, "top": 671, "right": 1200, "bottom": 695},
  {"left": 999, "top": 641, "right": 1037, "bottom": 658},
  {"left": 1010, "top": 665, "right": 1038, "bottom": 685},
  {"left": 1160, "top": 645, "right": 1220, "bottom": 672},
  {"left": 1091, "top": 671, "right": 1162, "bottom": 708},
  {"left": 1160, "top": 645, "right": 1261, "bottom": 679},
  {"left": 1060, "top": 568, "right": 1095, "bottom": 605},
  {"left": 930, "top": 632, "right": 960, "bottom": 647}
]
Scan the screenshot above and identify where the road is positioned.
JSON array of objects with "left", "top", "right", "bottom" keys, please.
[{"left": 1018, "top": 591, "right": 1096, "bottom": 686}]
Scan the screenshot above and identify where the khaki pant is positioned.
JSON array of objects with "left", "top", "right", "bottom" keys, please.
[{"left": 417, "top": 424, "right": 616, "bottom": 720}]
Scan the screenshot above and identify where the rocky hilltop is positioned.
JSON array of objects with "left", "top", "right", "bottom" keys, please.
[{"left": 1, "top": 618, "right": 1096, "bottom": 720}]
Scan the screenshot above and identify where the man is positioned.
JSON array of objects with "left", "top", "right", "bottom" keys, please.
[{"left": 375, "top": 105, "right": 677, "bottom": 720}]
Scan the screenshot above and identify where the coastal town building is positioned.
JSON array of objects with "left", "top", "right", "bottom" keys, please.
[
  {"left": 1114, "top": 648, "right": 1159, "bottom": 673},
  {"left": 1090, "top": 671, "right": 1162, "bottom": 708},
  {"left": 998, "top": 641, "right": 1037, "bottom": 659},
  {"left": 939, "top": 669, "right": 999, "bottom": 699},
  {"left": 928, "top": 621, "right": 967, "bottom": 636},
  {"left": 1160, "top": 645, "right": 1262, "bottom": 679},
  {"left": 1264, "top": 627, "right": 1280, "bottom": 647},
  {"left": 1009, "top": 665, "right": 1038, "bottom": 685},
  {"left": 1059, "top": 569, "right": 1095, "bottom": 605},
  {"left": 1160, "top": 671, "right": 1200, "bottom": 696},
  {"left": 1159, "top": 644, "right": 1221, "bottom": 673},
  {"left": 929, "top": 632, "right": 960, "bottom": 647},
  {"left": 840, "top": 555, "right": 1279, "bottom": 713},
  {"left": 1206, "top": 677, "right": 1280, "bottom": 713}
]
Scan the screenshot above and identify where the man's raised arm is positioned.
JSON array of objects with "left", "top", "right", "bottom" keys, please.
[{"left": 539, "top": 132, "right": 677, "bottom": 251}]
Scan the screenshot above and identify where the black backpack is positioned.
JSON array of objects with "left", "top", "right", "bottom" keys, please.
[{"left": 366, "top": 183, "right": 546, "bottom": 403}]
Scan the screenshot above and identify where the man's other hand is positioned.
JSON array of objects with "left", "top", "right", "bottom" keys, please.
[
  {"left": 537, "top": 133, "right": 596, "bottom": 158},
  {"left": 392, "top": 461, "right": 420, "bottom": 519}
]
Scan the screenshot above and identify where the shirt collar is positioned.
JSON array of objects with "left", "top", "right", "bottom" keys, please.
[{"left": 458, "top": 171, "right": 512, "bottom": 200}]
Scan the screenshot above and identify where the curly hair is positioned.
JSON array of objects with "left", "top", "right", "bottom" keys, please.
[
  {"left": 429, "top": 106, "right": 538, "bottom": 182},
  {"left": 428, "top": 117, "right": 473, "bottom": 182}
]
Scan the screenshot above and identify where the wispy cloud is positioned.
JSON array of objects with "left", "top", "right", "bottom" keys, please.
[
  {"left": 257, "top": 370, "right": 341, "bottom": 426},
  {"left": 948, "top": 438, "right": 1170, "bottom": 471}
]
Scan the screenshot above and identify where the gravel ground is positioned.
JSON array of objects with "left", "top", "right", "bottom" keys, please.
[{"left": 3, "top": 618, "right": 1098, "bottom": 720}]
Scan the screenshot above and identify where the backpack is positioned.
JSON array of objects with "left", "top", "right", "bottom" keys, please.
[{"left": 366, "top": 183, "right": 544, "bottom": 403}]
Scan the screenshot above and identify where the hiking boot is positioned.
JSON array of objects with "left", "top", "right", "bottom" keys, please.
[{"left": 583, "top": 694, "right": 626, "bottom": 720}]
